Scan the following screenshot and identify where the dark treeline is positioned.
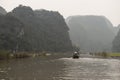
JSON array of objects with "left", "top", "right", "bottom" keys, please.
[{"left": 0, "top": 5, "right": 73, "bottom": 53}]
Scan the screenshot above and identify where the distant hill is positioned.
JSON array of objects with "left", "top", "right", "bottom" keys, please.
[
  {"left": 66, "top": 15, "right": 115, "bottom": 52},
  {"left": 113, "top": 24, "right": 120, "bottom": 35},
  {"left": 0, "top": 6, "right": 7, "bottom": 15},
  {"left": 112, "top": 24, "right": 120, "bottom": 52}
]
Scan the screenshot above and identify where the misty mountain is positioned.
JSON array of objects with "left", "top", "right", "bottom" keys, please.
[
  {"left": 6, "top": 5, "right": 72, "bottom": 52},
  {"left": 113, "top": 24, "right": 120, "bottom": 35},
  {"left": 66, "top": 15, "right": 115, "bottom": 52},
  {"left": 0, "top": 6, "right": 7, "bottom": 15},
  {"left": 112, "top": 24, "right": 120, "bottom": 52}
]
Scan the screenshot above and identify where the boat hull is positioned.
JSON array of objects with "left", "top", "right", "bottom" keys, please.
[{"left": 72, "top": 54, "right": 79, "bottom": 59}]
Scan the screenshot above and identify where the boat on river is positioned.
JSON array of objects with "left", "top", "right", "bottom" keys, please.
[{"left": 72, "top": 52, "right": 79, "bottom": 59}]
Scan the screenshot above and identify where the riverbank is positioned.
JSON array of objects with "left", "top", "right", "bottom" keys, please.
[
  {"left": 0, "top": 50, "right": 52, "bottom": 60},
  {"left": 0, "top": 50, "right": 72, "bottom": 60},
  {"left": 88, "top": 52, "right": 120, "bottom": 59},
  {"left": 1, "top": 50, "right": 120, "bottom": 60}
]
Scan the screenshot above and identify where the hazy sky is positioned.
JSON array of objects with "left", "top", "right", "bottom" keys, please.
[{"left": 0, "top": 0, "right": 120, "bottom": 26}]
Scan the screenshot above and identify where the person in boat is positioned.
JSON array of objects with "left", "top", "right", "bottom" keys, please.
[{"left": 73, "top": 51, "right": 79, "bottom": 58}]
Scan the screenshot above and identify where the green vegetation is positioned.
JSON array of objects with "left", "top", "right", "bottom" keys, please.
[
  {"left": 90, "top": 52, "right": 120, "bottom": 58},
  {"left": 0, "top": 50, "right": 10, "bottom": 60},
  {"left": 108, "top": 53, "right": 120, "bottom": 57},
  {"left": 0, "top": 5, "right": 73, "bottom": 60},
  {"left": 0, "top": 15, "right": 25, "bottom": 51},
  {"left": 1, "top": 5, "right": 120, "bottom": 60},
  {"left": 10, "top": 5, "right": 73, "bottom": 52},
  {"left": 90, "top": 52, "right": 108, "bottom": 58},
  {"left": 14, "top": 52, "right": 30, "bottom": 58},
  {"left": 0, "top": 50, "right": 53, "bottom": 60}
]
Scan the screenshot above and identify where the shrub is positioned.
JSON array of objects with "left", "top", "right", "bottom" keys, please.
[{"left": 0, "top": 50, "right": 10, "bottom": 59}]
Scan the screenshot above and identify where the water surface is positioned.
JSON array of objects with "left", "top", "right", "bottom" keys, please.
[{"left": 0, "top": 57, "right": 120, "bottom": 80}]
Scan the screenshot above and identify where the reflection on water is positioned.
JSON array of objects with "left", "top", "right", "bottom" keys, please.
[
  {"left": 0, "top": 57, "right": 120, "bottom": 80},
  {"left": 59, "top": 58, "right": 120, "bottom": 80},
  {"left": 0, "top": 57, "right": 65, "bottom": 80}
]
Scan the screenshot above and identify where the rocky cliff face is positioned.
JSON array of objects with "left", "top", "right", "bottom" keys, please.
[
  {"left": 66, "top": 15, "right": 115, "bottom": 52},
  {"left": 9, "top": 5, "right": 72, "bottom": 52},
  {"left": 112, "top": 24, "right": 120, "bottom": 52},
  {"left": 0, "top": 15, "right": 24, "bottom": 50},
  {"left": 113, "top": 24, "right": 120, "bottom": 35}
]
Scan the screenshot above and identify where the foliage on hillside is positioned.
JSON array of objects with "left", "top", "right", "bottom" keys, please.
[
  {"left": 0, "top": 5, "right": 73, "bottom": 53},
  {"left": 0, "top": 15, "right": 26, "bottom": 51}
]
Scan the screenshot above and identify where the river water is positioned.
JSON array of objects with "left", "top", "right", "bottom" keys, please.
[{"left": 0, "top": 57, "right": 120, "bottom": 80}]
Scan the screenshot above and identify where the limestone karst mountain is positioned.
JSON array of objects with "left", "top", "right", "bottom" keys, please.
[
  {"left": 66, "top": 15, "right": 115, "bottom": 52},
  {"left": 9, "top": 5, "right": 72, "bottom": 52}
]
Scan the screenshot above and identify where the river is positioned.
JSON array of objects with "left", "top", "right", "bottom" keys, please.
[{"left": 0, "top": 57, "right": 120, "bottom": 80}]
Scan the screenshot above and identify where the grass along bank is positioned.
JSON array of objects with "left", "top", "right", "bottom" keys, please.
[
  {"left": 0, "top": 50, "right": 52, "bottom": 60},
  {"left": 89, "top": 52, "right": 120, "bottom": 58}
]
